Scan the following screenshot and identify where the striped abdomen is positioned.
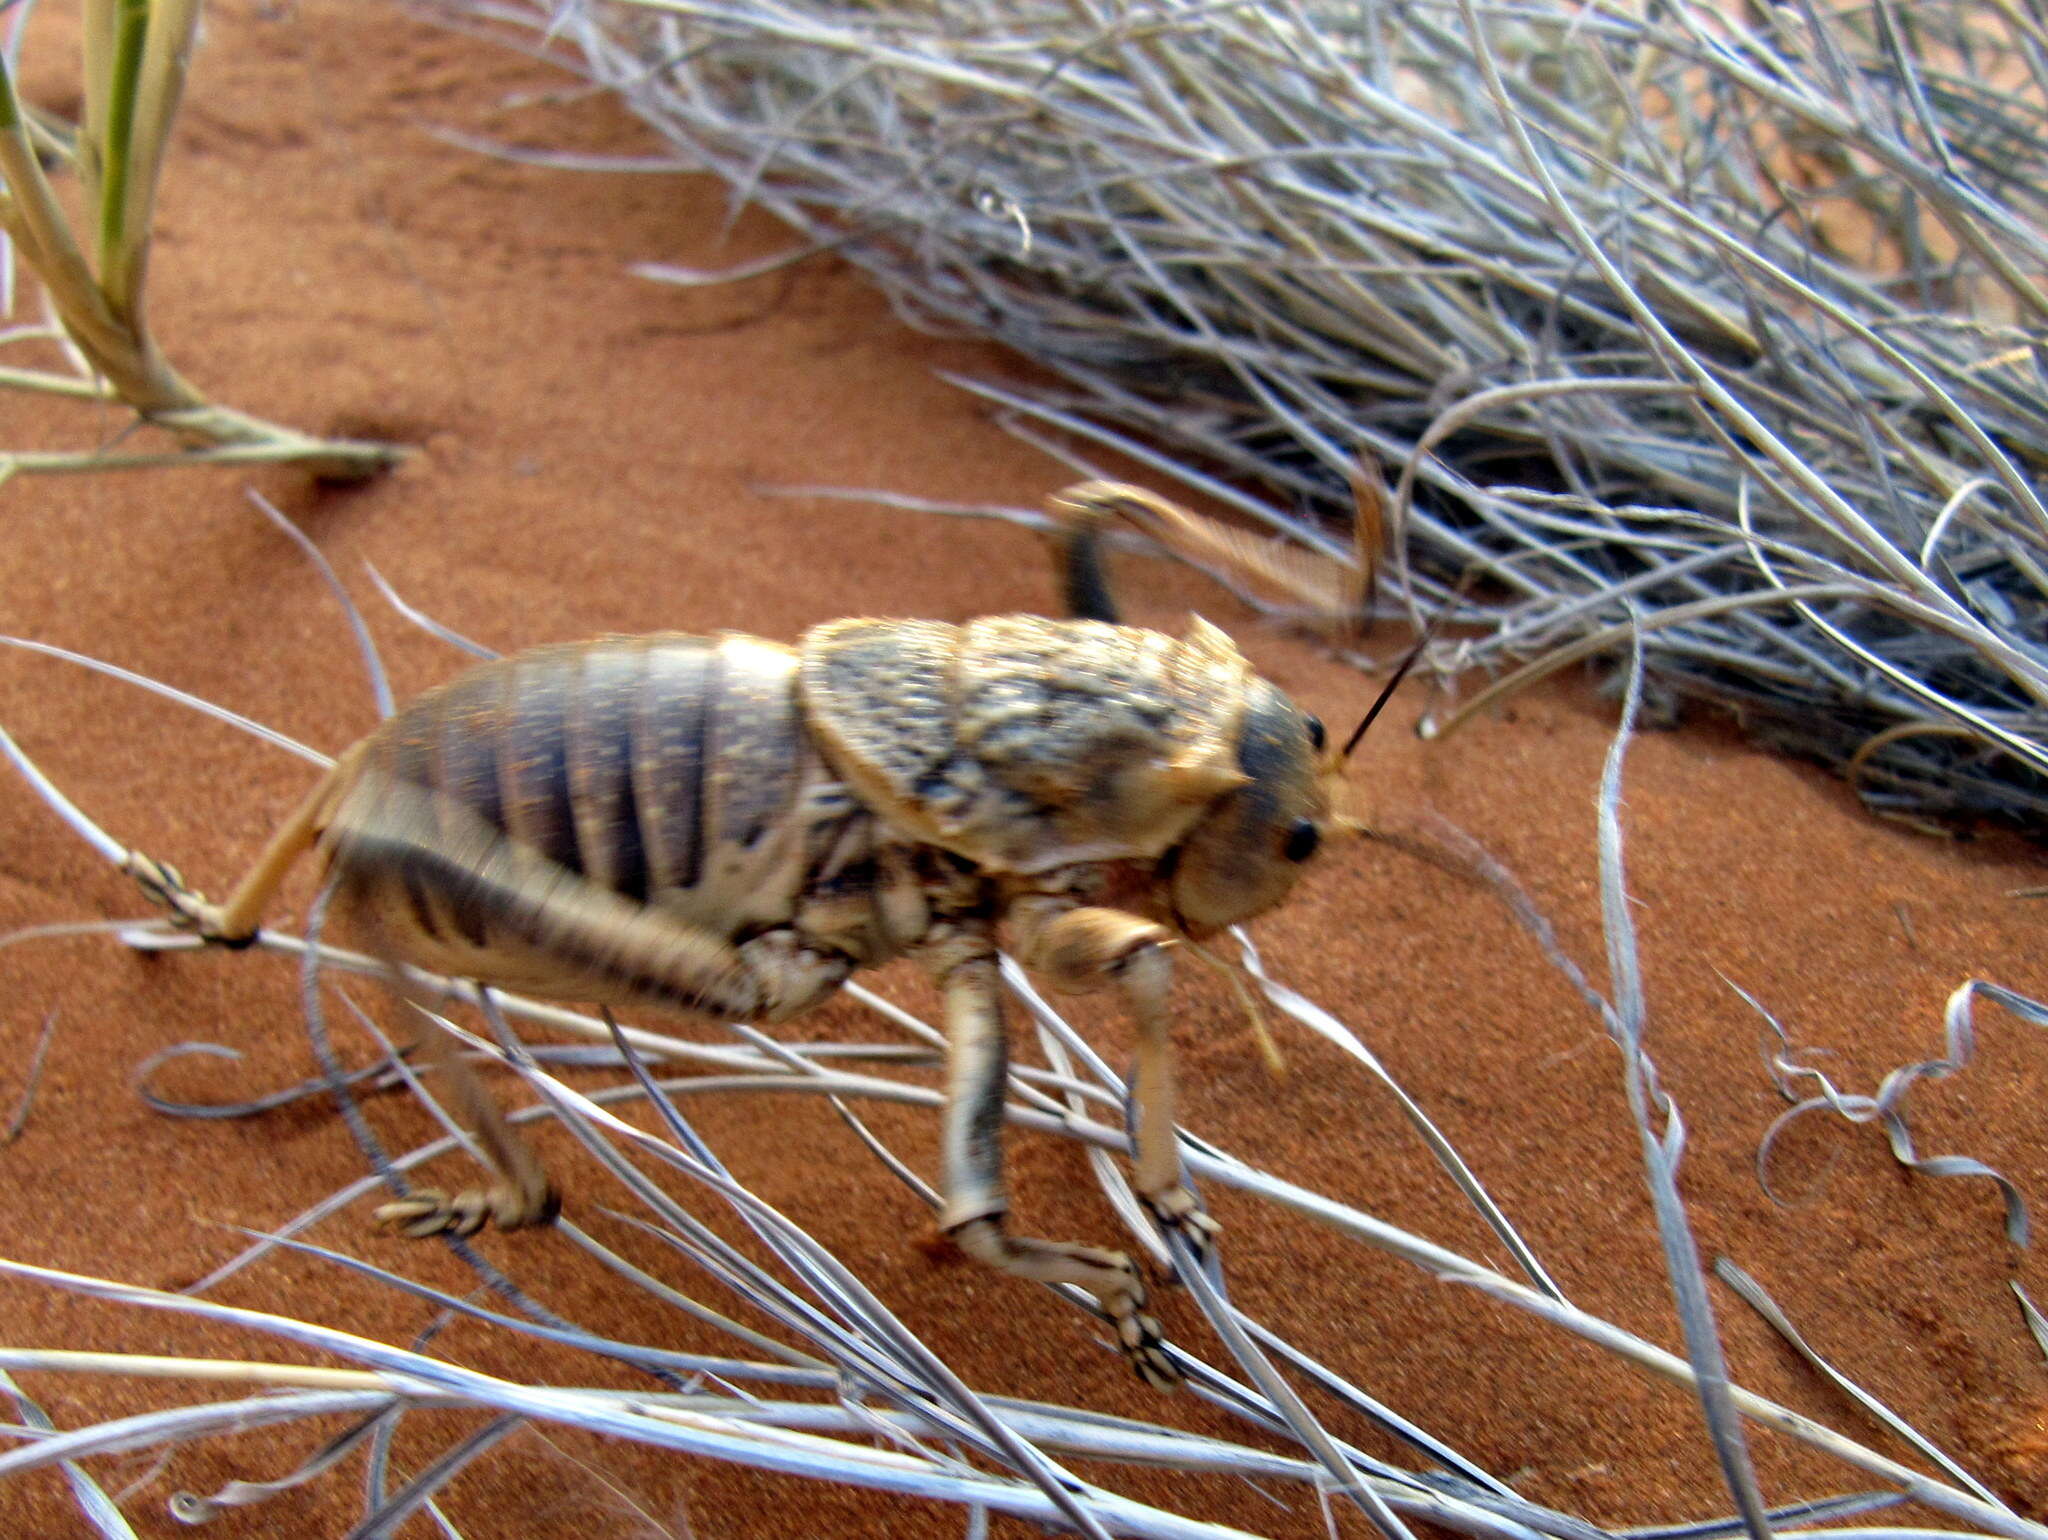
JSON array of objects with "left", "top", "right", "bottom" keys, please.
[{"left": 318, "top": 633, "right": 877, "bottom": 1009}]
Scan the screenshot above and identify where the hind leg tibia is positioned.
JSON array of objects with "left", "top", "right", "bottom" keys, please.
[
  {"left": 366, "top": 899, "right": 849, "bottom": 1240},
  {"left": 130, "top": 751, "right": 360, "bottom": 944}
]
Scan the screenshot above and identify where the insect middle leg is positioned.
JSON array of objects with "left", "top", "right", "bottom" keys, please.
[
  {"left": 371, "top": 906, "right": 854, "bottom": 1239},
  {"left": 922, "top": 931, "right": 1179, "bottom": 1390}
]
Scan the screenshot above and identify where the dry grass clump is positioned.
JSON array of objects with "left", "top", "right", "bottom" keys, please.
[{"left": 433, "top": 0, "right": 2048, "bottom": 825}]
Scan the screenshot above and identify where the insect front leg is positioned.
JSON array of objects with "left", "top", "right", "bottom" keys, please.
[
  {"left": 1010, "top": 898, "right": 1218, "bottom": 1257},
  {"left": 921, "top": 925, "right": 1178, "bottom": 1391}
]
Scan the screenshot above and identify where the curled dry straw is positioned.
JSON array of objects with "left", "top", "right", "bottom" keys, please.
[{"left": 443, "top": 0, "right": 2048, "bottom": 824}]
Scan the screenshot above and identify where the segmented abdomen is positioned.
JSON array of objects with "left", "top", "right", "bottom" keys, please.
[{"left": 319, "top": 632, "right": 868, "bottom": 1000}]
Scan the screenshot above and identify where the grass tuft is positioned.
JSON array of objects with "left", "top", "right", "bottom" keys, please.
[{"left": 432, "top": 0, "right": 2048, "bottom": 823}]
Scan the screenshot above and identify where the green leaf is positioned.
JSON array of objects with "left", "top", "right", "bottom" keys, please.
[{"left": 96, "top": 0, "right": 150, "bottom": 284}]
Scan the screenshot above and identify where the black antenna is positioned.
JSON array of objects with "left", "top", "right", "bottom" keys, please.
[{"left": 1340, "top": 572, "right": 1470, "bottom": 761}]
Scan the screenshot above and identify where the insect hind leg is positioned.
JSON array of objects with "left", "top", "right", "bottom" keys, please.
[
  {"left": 131, "top": 747, "right": 362, "bottom": 945},
  {"left": 357, "top": 871, "right": 851, "bottom": 1237}
]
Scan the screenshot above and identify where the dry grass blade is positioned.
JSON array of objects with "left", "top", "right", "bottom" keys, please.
[
  {"left": 0, "top": 1261, "right": 1286, "bottom": 1540},
  {"left": 1589, "top": 631, "right": 1770, "bottom": 1540},
  {"left": 1229, "top": 931, "right": 1565, "bottom": 1303},
  {"left": 0, "top": 1366, "right": 137, "bottom": 1539},
  {"left": 1714, "top": 1259, "right": 2006, "bottom": 1509},
  {"left": 2, "top": 1006, "right": 55, "bottom": 1142},
  {"left": 439, "top": 0, "right": 2048, "bottom": 823},
  {"left": 1739, "top": 975, "right": 2048, "bottom": 1244},
  {"left": 2012, "top": 1284, "right": 2048, "bottom": 1364}
]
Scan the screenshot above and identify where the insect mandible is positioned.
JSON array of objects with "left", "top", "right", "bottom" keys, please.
[{"left": 132, "top": 480, "right": 1386, "bottom": 1390}]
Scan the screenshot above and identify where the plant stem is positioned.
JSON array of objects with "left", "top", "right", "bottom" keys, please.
[{"left": 0, "top": 7, "right": 402, "bottom": 481}]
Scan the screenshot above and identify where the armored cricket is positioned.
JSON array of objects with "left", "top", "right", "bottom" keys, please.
[{"left": 130, "top": 480, "right": 1392, "bottom": 1389}]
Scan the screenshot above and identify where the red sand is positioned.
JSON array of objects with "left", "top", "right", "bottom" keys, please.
[{"left": 1, "top": 5, "right": 2046, "bottom": 1536}]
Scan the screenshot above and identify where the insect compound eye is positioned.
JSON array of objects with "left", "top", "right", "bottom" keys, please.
[
  {"left": 1304, "top": 714, "right": 1327, "bottom": 752},
  {"left": 1282, "top": 818, "right": 1321, "bottom": 863}
]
